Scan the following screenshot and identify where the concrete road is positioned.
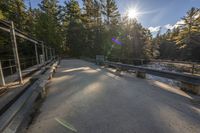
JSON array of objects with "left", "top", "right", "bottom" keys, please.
[{"left": 27, "top": 59, "right": 200, "bottom": 133}]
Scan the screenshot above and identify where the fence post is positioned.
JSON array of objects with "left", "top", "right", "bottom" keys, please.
[
  {"left": 0, "top": 61, "right": 5, "bottom": 86},
  {"left": 10, "top": 21, "right": 23, "bottom": 84},
  {"left": 45, "top": 46, "right": 48, "bottom": 61},
  {"left": 50, "top": 48, "right": 52, "bottom": 60},
  {"left": 9, "top": 59, "right": 13, "bottom": 74},
  {"left": 53, "top": 49, "right": 55, "bottom": 59},
  {"left": 34, "top": 43, "right": 39, "bottom": 65},
  {"left": 42, "top": 42, "right": 45, "bottom": 63}
]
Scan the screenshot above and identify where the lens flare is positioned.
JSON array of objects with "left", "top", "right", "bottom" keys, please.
[{"left": 128, "top": 9, "right": 139, "bottom": 19}]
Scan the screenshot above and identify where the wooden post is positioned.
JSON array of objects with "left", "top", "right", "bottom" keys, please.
[
  {"left": 0, "top": 61, "right": 5, "bottom": 86},
  {"left": 10, "top": 21, "right": 23, "bottom": 84}
]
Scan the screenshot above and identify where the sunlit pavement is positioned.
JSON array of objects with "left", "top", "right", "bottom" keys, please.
[{"left": 27, "top": 59, "right": 200, "bottom": 133}]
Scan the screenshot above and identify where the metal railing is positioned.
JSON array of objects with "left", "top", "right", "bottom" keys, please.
[
  {"left": 104, "top": 61, "right": 200, "bottom": 86},
  {"left": 0, "top": 57, "right": 38, "bottom": 77},
  {"left": 0, "top": 20, "right": 56, "bottom": 86},
  {"left": 107, "top": 57, "right": 200, "bottom": 65},
  {"left": 106, "top": 57, "right": 200, "bottom": 75},
  {"left": 0, "top": 59, "right": 16, "bottom": 76}
]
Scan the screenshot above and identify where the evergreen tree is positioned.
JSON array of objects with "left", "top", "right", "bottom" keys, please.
[
  {"left": 0, "top": 0, "right": 27, "bottom": 29},
  {"left": 101, "top": 0, "right": 120, "bottom": 25},
  {"left": 0, "top": 1, "right": 199, "bottom": 61},
  {"left": 35, "top": 0, "right": 63, "bottom": 52},
  {"left": 100, "top": 0, "right": 120, "bottom": 57},
  {"left": 63, "top": 0, "right": 85, "bottom": 57},
  {"left": 82, "top": 0, "right": 104, "bottom": 57},
  {"left": 174, "top": 7, "right": 200, "bottom": 60}
]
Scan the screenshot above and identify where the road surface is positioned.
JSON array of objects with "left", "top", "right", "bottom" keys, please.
[{"left": 27, "top": 59, "right": 200, "bottom": 133}]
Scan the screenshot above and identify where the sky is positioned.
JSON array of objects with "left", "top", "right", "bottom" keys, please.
[{"left": 26, "top": 0, "right": 200, "bottom": 33}]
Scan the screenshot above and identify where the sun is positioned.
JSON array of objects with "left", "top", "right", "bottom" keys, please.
[{"left": 128, "top": 9, "right": 139, "bottom": 19}]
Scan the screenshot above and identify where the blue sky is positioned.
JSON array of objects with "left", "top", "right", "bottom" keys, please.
[{"left": 26, "top": 0, "right": 200, "bottom": 33}]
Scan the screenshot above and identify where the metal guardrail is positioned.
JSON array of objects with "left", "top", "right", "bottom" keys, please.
[
  {"left": 107, "top": 57, "right": 200, "bottom": 65},
  {"left": 104, "top": 61, "right": 200, "bottom": 86},
  {"left": 150, "top": 59, "right": 200, "bottom": 65},
  {"left": 107, "top": 58, "right": 200, "bottom": 74},
  {"left": 0, "top": 61, "right": 58, "bottom": 133}
]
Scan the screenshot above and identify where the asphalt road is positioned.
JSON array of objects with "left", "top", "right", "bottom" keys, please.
[{"left": 27, "top": 59, "right": 200, "bottom": 133}]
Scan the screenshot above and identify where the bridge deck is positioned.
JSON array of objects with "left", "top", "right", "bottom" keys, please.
[{"left": 27, "top": 59, "right": 200, "bottom": 133}]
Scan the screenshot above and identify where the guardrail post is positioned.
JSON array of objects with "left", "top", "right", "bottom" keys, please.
[
  {"left": 136, "top": 71, "right": 146, "bottom": 79},
  {"left": 34, "top": 43, "right": 39, "bottom": 65},
  {"left": 10, "top": 21, "right": 23, "bottom": 84},
  {"left": 181, "top": 82, "right": 200, "bottom": 95},
  {"left": 0, "top": 61, "right": 5, "bottom": 86}
]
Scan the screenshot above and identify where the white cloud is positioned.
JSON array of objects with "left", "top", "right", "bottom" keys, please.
[
  {"left": 173, "top": 20, "right": 185, "bottom": 28},
  {"left": 164, "top": 24, "right": 173, "bottom": 30},
  {"left": 194, "top": 13, "right": 200, "bottom": 19},
  {"left": 153, "top": 11, "right": 200, "bottom": 33},
  {"left": 163, "top": 20, "right": 185, "bottom": 31},
  {"left": 148, "top": 26, "right": 161, "bottom": 33}
]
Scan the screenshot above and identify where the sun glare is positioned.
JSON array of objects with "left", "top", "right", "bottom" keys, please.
[{"left": 128, "top": 9, "right": 139, "bottom": 19}]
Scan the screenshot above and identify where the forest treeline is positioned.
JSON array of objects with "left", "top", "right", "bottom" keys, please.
[{"left": 0, "top": 0, "right": 200, "bottom": 61}]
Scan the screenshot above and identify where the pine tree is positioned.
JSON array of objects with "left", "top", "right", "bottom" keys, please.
[
  {"left": 82, "top": 0, "right": 104, "bottom": 57},
  {"left": 0, "top": 0, "right": 27, "bottom": 29},
  {"left": 35, "top": 0, "right": 63, "bottom": 51},
  {"left": 143, "top": 30, "right": 154, "bottom": 59},
  {"left": 174, "top": 8, "right": 199, "bottom": 48},
  {"left": 174, "top": 7, "right": 200, "bottom": 59},
  {"left": 100, "top": 0, "right": 120, "bottom": 57},
  {"left": 63, "top": 0, "right": 85, "bottom": 57},
  {"left": 101, "top": 0, "right": 120, "bottom": 25}
]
